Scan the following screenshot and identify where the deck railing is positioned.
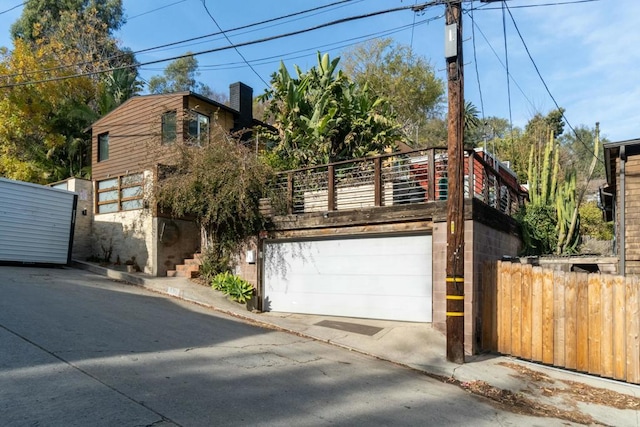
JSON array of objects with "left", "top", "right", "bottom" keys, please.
[{"left": 265, "top": 148, "right": 525, "bottom": 217}]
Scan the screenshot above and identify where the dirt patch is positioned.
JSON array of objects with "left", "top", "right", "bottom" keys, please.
[
  {"left": 459, "top": 379, "right": 599, "bottom": 425},
  {"left": 499, "top": 361, "right": 554, "bottom": 383},
  {"left": 558, "top": 379, "right": 640, "bottom": 411},
  {"left": 498, "top": 361, "right": 640, "bottom": 411}
]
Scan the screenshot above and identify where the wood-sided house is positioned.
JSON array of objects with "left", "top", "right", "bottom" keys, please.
[
  {"left": 603, "top": 137, "right": 640, "bottom": 275},
  {"left": 86, "top": 80, "right": 527, "bottom": 355},
  {"left": 88, "top": 82, "right": 255, "bottom": 276}
]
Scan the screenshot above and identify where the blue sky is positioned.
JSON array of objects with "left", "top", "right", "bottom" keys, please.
[{"left": 0, "top": 0, "right": 637, "bottom": 142}]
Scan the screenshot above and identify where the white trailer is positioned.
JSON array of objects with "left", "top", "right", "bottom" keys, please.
[{"left": 0, "top": 178, "right": 78, "bottom": 265}]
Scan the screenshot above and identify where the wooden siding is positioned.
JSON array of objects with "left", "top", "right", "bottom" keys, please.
[
  {"left": 92, "top": 93, "right": 237, "bottom": 181},
  {"left": 482, "top": 261, "right": 640, "bottom": 385},
  {"left": 186, "top": 97, "right": 235, "bottom": 131},
  {"left": 624, "top": 154, "right": 640, "bottom": 275}
]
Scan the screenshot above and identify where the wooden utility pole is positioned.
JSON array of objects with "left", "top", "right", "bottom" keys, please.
[{"left": 445, "top": 0, "right": 465, "bottom": 364}]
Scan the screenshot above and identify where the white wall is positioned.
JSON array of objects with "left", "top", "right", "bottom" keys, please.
[
  {"left": 92, "top": 209, "right": 154, "bottom": 273},
  {"left": 0, "top": 178, "right": 77, "bottom": 264}
]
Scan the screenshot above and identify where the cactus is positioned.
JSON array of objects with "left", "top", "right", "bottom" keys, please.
[
  {"left": 556, "top": 172, "right": 579, "bottom": 254},
  {"left": 540, "top": 132, "right": 553, "bottom": 204},
  {"left": 524, "top": 130, "right": 580, "bottom": 255}
]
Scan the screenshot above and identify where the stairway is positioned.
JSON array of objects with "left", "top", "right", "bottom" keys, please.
[{"left": 166, "top": 253, "right": 202, "bottom": 278}]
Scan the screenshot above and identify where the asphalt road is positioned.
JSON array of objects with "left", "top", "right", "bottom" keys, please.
[{"left": 0, "top": 266, "right": 568, "bottom": 426}]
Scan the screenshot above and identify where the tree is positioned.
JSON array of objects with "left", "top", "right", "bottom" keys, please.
[
  {"left": 148, "top": 54, "right": 215, "bottom": 98},
  {"left": 98, "top": 67, "right": 144, "bottom": 115},
  {"left": 0, "top": 4, "right": 137, "bottom": 182},
  {"left": 463, "top": 101, "right": 481, "bottom": 148},
  {"left": 341, "top": 38, "right": 445, "bottom": 145},
  {"left": 559, "top": 124, "right": 606, "bottom": 183},
  {"left": 154, "top": 125, "right": 271, "bottom": 273},
  {"left": 11, "top": 0, "right": 124, "bottom": 42},
  {"left": 464, "top": 116, "right": 510, "bottom": 150},
  {"left": 257, "top": 53, "right": 403, "bottom": 169},
  {"left": 486, "top": 109, "right": 566, "bottom": 183},
  {"left": 0, "top": 37, "right": 96, "bottom": 182}
]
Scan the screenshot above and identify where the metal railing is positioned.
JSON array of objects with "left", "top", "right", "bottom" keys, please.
[{"left": 265, "top": 148, "right": 525, "bottom": 217}]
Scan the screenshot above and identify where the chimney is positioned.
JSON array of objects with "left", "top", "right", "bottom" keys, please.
[{"left": 229, "top": 82, "right": 253, "bottom": 132}]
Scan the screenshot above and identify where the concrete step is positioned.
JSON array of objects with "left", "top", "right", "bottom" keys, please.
[
  {"left": 184, "top": 258, "right": 201, "bottom": 266},
  {"left": 175, "top": 269, "right": 200, "bottom": 278},
  {"left": 176, "top": 264, "right": 199, "bottom": 273},
  {"left": 166, "top": 270, "right": 178, "bottom": 278}
]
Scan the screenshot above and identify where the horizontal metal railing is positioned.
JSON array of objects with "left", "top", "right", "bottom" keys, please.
[{"left": 265, "top": 148, "right": 525, "bottom": 217}]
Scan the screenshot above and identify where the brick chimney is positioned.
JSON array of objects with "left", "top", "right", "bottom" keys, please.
[{"left": 229, "top": 82, "right": 253, "bottom": 132}]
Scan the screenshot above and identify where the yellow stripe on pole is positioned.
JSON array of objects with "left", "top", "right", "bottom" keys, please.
[
  {"left": 446, "top": 277, "right": 464, "bottom": 283},
  {"left": 446, "top": 312, "right": 464, "bottom": 317},
  {"left": 446, "top": 295, "right": 464, "bottom": 300}
]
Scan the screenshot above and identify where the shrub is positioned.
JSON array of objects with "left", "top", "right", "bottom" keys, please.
[
  {"left": 516, "top": 203, "right": 558, "bottom": 256},
  {"left": 579, "top": 201, "right": 613, "bottom": 240},
  {"left": 200, "top": 247, "right": 231, "bottom": 282},
  {"left": 211, "top": 272, "right": 254, "bottom": 304}
]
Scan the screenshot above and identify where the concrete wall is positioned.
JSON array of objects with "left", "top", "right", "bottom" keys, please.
[
  {"left": 50, "top": 177, "right": 94, "bottom": 261},
  {"left": 67, "top": 178, "right": 93, "bottom": 260},
  {"left": 92, "top": 209, "right": 154, "bottom": 273},
  {"left": 233, "top": 238, "right": 259, "bottom": 286},
  {"left": 432, "top": 219, "right": 521, "bottom": 355}
]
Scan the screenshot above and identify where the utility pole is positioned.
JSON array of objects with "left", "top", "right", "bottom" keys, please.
[{"left": 445, "top": 0, "right": 465, "bottom": 364}]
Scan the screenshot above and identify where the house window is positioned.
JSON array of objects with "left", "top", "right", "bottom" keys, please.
[
  {"left": 98, "top": 132, "right": 109, "bottom": 162},
  {"left": 187, "top": 111, "right": 209, "bottom": 144},
  {"left": 161, "top": 110, "right": 177, "bottom": 144},
  {"left": 96, "top": 173, "right": 144, "bottom": 213}
]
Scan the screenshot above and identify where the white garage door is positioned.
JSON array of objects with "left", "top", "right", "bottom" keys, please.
[{"left": 263, "top": 234, "right": 432, "bottom": 322}]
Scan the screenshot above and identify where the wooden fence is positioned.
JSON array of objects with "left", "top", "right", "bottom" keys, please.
[{"left": 482, "top": 261, "right": 640, "bottom": 384}]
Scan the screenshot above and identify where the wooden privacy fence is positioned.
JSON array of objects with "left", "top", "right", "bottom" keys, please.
[{"left": 482, "top": 261, "right": 640, "bottom": 384}]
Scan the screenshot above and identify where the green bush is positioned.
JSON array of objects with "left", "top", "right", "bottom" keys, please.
[
  {"left": 199, "top": 246, "right": 232, "bottom": 282},
  {"left": 211, "top": 272, "right": 254, "bottom": 304},
  {"left": 579, "top": 201, "right": 613, "bottom": 240},
  {"left": 516, "top": 203, "right": 558, "bottom": 256}
]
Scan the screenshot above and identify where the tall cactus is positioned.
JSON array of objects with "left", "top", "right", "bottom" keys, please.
[
  {"left": 540, "top": 132, "right": 554, "bottom": 204},
  {"left": 556, "top": 172, "right": 579, "bottom": 254},
  {"left": 524, "top": 130, "right": 580, "bottom": 255},
  {"left": 561, "top": 123, "right": 601, "bottom": 254}
]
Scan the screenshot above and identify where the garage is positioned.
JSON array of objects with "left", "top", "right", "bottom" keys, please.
[{"left": 262, "top": 234, "right": 432, "bottom": 322}]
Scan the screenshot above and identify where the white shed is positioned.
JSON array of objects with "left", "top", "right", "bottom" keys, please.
[{"left": 0, "top": 178, "right": 78, "bottom": 265}]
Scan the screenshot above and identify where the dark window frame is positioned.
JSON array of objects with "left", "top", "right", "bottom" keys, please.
[
  {"left": 98, "top": 132, "right": 109, "bottom": 162},
  {"left": 96, "top": 173, "right": 145, "bottom": 214},
  {"left": 161, "top": 110, "right": 177, "bottom": 144},
  {"left": 187, "top": 111, "right": 210, "bottom": 144}
]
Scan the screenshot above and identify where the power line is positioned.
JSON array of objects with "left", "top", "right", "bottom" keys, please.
[
  {"left": 476, "top": 0, "right": 601, "bottom": 10},
  {"left": 469, "top": 4, "right": 484, "bottom": 122},
  {"left": 503, "top": 2, "right": 604, "bottom": 164},
  {"left": 188, "top": 17, "right": 439, "bottom": 72},
  {"left": 130, "top": 0, "right": 358, "bottom": 56},
  {"left": 467, "top": 14, "right": 535, "bottom": 110},
  {"left": 126, "top": 1, "right": 365, "bottom": 57},
  {"left": 0, "top": 1, "right": 443, "bottom": 89},
  {"left": 200, "top": 0, "right": 269, "bottom": 87},
  {"left": 501, "top": 2, "right": 514, "bottom": 138},
  {"left": 0, "top": 0, "right": 359, "bottom": 81},
  {"left": 127, "top": 0, "right": 188, "bottom": 20},
  {"left": 0, "top": 2, "right": 24, "bottom": 15}
]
